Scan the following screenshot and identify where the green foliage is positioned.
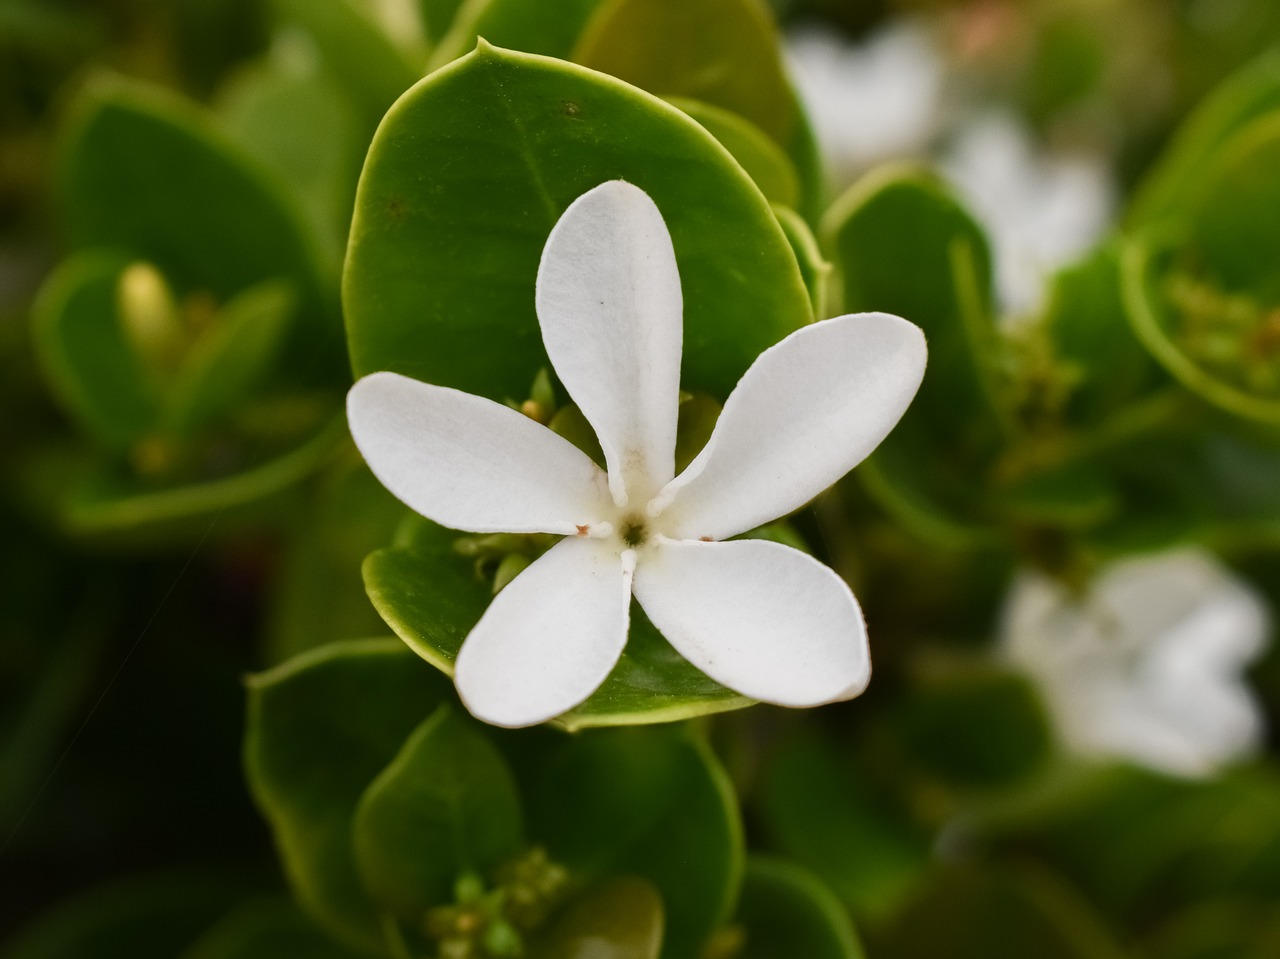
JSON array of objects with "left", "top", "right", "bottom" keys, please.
[
  {"left": 58, "top": 79, "right": 330, "bottom": 335},
  {"left": 344, "top": 42, "right": 810, "bottom": 403},
  {"left": 244, "top": 641, "right": 744, "bottom": 958},
  {"left": 733, "top": 858, "right": 865, "bottom": 959},
  {"left": 826, "top": 167, "right": 1003, "bottom": 543},
  {"left": 244, "top": 639, "right": 452, "bottom": 951},
  {"left": 530, "top": 878, "right": 663, "bottom": 959},
  {"left": 353, "top": 704, "right": 524, "bottom": 917},
  {"left": 574, "top": 0, "right": 822, "bottom": 218},
  {"left": 13, "top": 5, "right": 1280, "bottom": 957}
]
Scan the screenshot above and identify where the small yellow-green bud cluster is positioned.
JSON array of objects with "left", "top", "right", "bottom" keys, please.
[{"left": 423, "top": 848, "right": 571, "bottom": 959}]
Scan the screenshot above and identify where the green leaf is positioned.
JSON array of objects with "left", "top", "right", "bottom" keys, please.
[
  {"left": 271, "top": 0, "right": 424, "bottom": 128},
  {"left": 1122, "top": 234, "right": 1280, "bottom": 425},
  {"left": 734, "top": 858, "right": 865, "bottom": 959},
  {"left": 418, "top": 0, "right": 467, "bottom": 43},
  {"left": 164, "top": 279, "right": 296, "bottom": 438},
  {"left": 899, "top": 666, "right": 1051, "bottom": 790},
  {"left": 47, "top": 414, "right": 345, "bottom": 545},
  {"left": 1184, "top": 113, "right": 1280, "bottom": 302},
  {"left": 1130, "top": 50, "right": 1280, "bottom": 227},
  {"left": 773, "top": 204, "right": 829, "bottom": 317},
  {"left": 265, "top": 456, "right": 410, "bottom": 664},
  {"left": 530, "top": 877, "right": 663, "bottom": 959},
  {"left": 0, "top": 871, "right": 248, "bottom": 959},
  {"left": 344, "top": 42, "right": 811, "bottom": 402},
  {"left": 665, "top": 97, "right": 799, "bottom": 207},
  {"left": 427, "top": 0, "right": 605, "bottom": 69},
  {"left": 362, "top": 536, "right": 752, "bottom": 730},
  {"left": 824, "top": 167, "right": 1003, "bottom": 544},
  {"left": 58, "top": 78, "right": 329, "bottom": 328},
  {"left": 1044, "top": 242, "right": 1159, "bottom": 427},
  {"left": 756, "top": 729, "right": 930, "bottom": 921},
  {"left": 244, "top": 639, "right": 452, "bottom": 952},
  {"left": 219, "top": 55, "right": 362, "bottom": 268},
  {"left": 30, "top": 251, "right": 156, "bottom": 449},
  {"left": 525, "top": 726, "right": 743, "bottom": 959},
  {"left": 352, "top": 704, "right": 524, "bottom": 918},
  {"left": 181, "top": 899, "right": 365, "bottom": 959},
  {"left": 573, "top": 0, "right": 823, "bottom": 219}
]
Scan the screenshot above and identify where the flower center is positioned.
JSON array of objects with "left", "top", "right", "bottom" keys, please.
[{"left": 618, "top": 515, "right": 649, "bottom": 548}]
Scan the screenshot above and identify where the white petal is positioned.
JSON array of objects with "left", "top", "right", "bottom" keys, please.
[
  {"left": 632, "top": 538, "right": 869, "bottom": 706},
  {"left": 536, "top": 180, "right": 682, "bottom": 506},
  {"left": 657, "top": 312, "right": 926, "bottom": 541},
  {"left": 454, "top": 537, "right": 632, "bottom": 728},
  {"left": 348, "top": 371, "right": 610, "bottom": 535}
]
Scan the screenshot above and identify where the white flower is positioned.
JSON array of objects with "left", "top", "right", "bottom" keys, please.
[
  {"left": 941, "top": 112, "right": 1115, "bottom": 317},
  {"left": 1001, "top": 548, "right": 1271, "bottom": 778},
  {"left": 785, "top": 20, "right": 944, "bottom": 182},
  {"left": 347, "top": 180, "right": 927, "bottom": 727}
]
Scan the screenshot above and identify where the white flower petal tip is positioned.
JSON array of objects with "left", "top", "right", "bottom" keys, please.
[
  {"left": 633, "top": 539, "right": 871, "bottom": 708},
  {"left": 536, "top": 179, "right": 682, "bottom": 505},
  {"left": 660, "top": 311, "right": 927, "bottom": 541},
  {"left": 454, "top": 538, "right": 633, "bottom": 728},
  {"left": 346, "top": 371, "right": 610, "bottom": 536},
  {"left": 1001, "top": 547, "right": 1272, "bottom": 779}
]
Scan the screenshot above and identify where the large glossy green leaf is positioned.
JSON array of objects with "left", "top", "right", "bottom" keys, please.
[
  {"left": 352, "top": 704, "right": 524, "bottom": 917},
  {"left": 573, "top": 0, "right": 822, "bottom": 219},
  {"left": 734, "top": 858, "right": 865, "bottom": 959},
  {"left": 824, "top": 167, "right": 1003, "bottom": 545},
  {"left": 181, "top": 899, "right": 365, "bottom": 959},
  {"left": 59, "top": 79, "right": 329, "bottom": 326},
  {"left": 362, "top": 532, "right": 752, "bottom": 730},
  {"left": 427, "top": 0, "right": 604, "bottom": 69},
  {"left": 244, "top": 639, "right": 452, "bottom": 952},
  {"left": 665, "top": 97, "right": 799, "bottom": 207},
  {"left": 525, "top": 726, "right": 743, "bottom": 959},
  {"left": 30, "top": 251, "right": 156, "bottom": 449},
  {"left": 529, "top": 878, "right": 663, "bottom": 959},
  {"left": 1130, "top": 51, "right": 1280, "bottom": 227},
  {"left": 343, "top": 42, "right": 811, "bottom": 402}
]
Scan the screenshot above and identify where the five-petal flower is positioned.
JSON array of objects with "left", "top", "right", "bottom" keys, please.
[
  {"left": 1001, "top": 548, "right": 1271, "bottom": 778},
  {"left": 348, "top": 180, "right": 927, "bottom": 727}
]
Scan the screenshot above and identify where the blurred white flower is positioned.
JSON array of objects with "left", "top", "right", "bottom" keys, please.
[
  {"left": 1001, "top": 548, "right": 1271, "bottom": 778},
  {"left": 786, "top": 20, "right": 944, "bottom": 180},
  {"left": 348, "top": 181, "right": 927, "bottom": 727},
  {"left": 942, "top": 113, "right": 1115, "bottom": 317}
]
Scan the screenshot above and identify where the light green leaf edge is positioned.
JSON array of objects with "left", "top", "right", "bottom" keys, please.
[
  {"left": 1130, "top": 50, "right": 1280, "bottom": 227},
  {"left": 665, "top": 96, "right": 800, "bottom": 208},
  {"left": 58, "top": 416, "right": 347, "bottom": 539},
  {"left": 736, "top": 856, "right": 865, "bottom": 959},
  {"left": 1121, "top": 234, "right": 1280, "bottom": 424}
]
